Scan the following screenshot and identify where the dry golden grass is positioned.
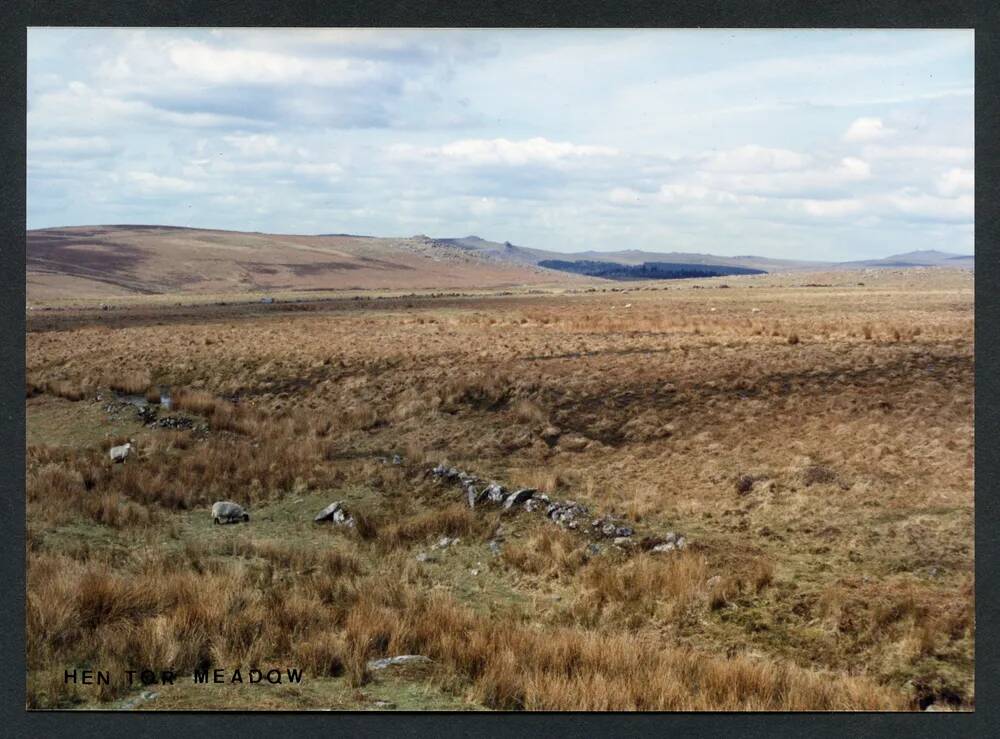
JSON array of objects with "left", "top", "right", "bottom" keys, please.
[{"left": 25, "top": 268, "right": 974, "bottom": 710}]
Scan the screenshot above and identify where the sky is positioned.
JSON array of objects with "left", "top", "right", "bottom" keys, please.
[{"left": 27, "top": 28, "right": 974, "bottom": 260}]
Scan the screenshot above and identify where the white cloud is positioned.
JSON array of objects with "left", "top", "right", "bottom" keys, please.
[
  {"left": 885, "top": 190, "right": 973, "bottom": 221},
  {"left": 28, "top": 136, "right": 119, "bottom": 156},
  {"left": 937, "top": 167, "right": 974, "bottom": 196},
  {"left": 389, "top": 137, "right": 619, "bottom": 167},
  {"left": 29, "top": 82, "right": 262, "bottom": 132},
  {"left": 693, "top": 153, "right": 870, "bottom": 197},
  {"left": 658, "top": 184, "right": 740, "bottom": 204},
  {"left": 101, "top": 38, "right": 386, "bottom": 89},
  {"left": 863, "top": 145, "right": 973, "bottom": 164},
  {"left": 838, "top": 156, "right": 871, "bottom": 178},
  {"left": 799, "top": 198, "right": 866, "bottom": 217},
  {"left": 468, "top": 196, "right": 497, "bottom": 216},
  {"left": 843, "top": 117, "right": 895, "bottom": 143},
  {"left": 222, "top": 134, "right": 285, "bottom": 157},
  {"left": 608, "top": 187, "right": 644, "bottom": 205},
  {"left": 127, "top": 171, "right": 198, "bottom": 193},
  {"left": 702, "top": 145, "right": 810, "bottom": 172}
]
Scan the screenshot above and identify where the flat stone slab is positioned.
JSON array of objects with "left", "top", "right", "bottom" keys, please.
[
  {"left": 314, "top": 501, "right": 345, "bottom": 522},
  {"left": 503, "top": 488, "right": 536, "bottom": 509},
  {"left": 367, "top": 655, "right": 432, "bottom": 671}
]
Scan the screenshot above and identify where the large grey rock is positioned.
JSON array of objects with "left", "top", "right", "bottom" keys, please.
[
  {"left": 212, "top": 500, "right": 249, "bottom": 524},
  {"left": 483, "top": 482, "right": 506, "bottom": 504},
  {"left": 503, "top": 488, "right": 536, "bottom": 509},
  {"left": 314, "top": 501, "right": 345, "bottom": 523}
]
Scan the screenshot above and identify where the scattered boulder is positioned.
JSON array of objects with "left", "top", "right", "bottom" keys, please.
[
  {"left": 434, "top": 536, "right": 459, "bottom": 549},
  {"left": 136, "top": 405, "right": 157, "bottom": 424},
  {"left": 592, "top": 518, "right": 633, "bottom": 539},
  {"left": 415, "top": 552, "right": 436, "bottom": 563},
  {"left": 546, "top": 500, "right": 589, "bottom": 529},
  {"left": 212, "top": 500, "right": 250, "bottom": 525},
  {"left": 481, "top": 482, "right": 506, "bottom": 504},
  {"left": 503, "top": 488, "right": 536, "bottom": 509},
  {"left": 152, "top": 415, "right": 195, "bottom": 430},
  {"left": 523, "top": 495, "right": 550, "bottom": 513},
  {"left": 314, "top": 501, "right": 346, "bottom": 523}
]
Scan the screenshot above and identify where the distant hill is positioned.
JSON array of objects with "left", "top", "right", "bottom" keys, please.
[
  {"left": 428, "top": 236, "right": 831, "bottom": 273},
  {"left": 26, "top": 225, "right": 974, "bottom": 301},
  {"left": 26, "top": 226, "right": 578, "bottom": 301},
  {"left": 835, "top": 250, "right": 975, "bottom": 270}
]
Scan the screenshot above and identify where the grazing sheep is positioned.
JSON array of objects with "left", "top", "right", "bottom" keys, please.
[
  {"left": 212, "top": 500, "right": 250, "bottom": 525},
  {"left": 109, "top": 441, "right": 133, "bottom": 464}
]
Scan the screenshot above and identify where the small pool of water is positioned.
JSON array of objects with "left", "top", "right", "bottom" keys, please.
[{"left": 113, "top": 386, "right": 172, "bottom": 410}]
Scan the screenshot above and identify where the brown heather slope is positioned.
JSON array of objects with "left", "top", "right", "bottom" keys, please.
[{"left": 27, "top": 226, "right": 581, "bottom": 301}]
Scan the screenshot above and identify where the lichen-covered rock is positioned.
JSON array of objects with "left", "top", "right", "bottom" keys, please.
[
  {"left": 482, "top": 482, "right": 506, "bottom": 504},
  {"left": 546, "top": 500, "right": 588, "bottom": 527},
  {"left": 503, "top": 488, "right": 536, "bottom": 509}
]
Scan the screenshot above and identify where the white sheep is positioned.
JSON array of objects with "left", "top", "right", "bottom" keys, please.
[
  {"left": 212, "top": 501, "right": 250, "bottom": 525},
  {"left": 109, "top": 441, "right": 133, "bottom": 464}
]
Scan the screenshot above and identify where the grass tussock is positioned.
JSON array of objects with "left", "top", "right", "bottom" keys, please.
[
  {"left": 337, "top": 579, "right": 905, "bottom": 710},
  {"left": 106, "top": 370, "right": 152, "bottom": 395},
  {"left": 501, "top": 528, "right": 589, "bottom": 579},
  {"left": 379, "top": 504, "right": 493, "bottom": 549}
]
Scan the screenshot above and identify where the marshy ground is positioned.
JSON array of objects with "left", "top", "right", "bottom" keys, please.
[{"left": 25, "top": 268, "right": 974, "bottom": 711}]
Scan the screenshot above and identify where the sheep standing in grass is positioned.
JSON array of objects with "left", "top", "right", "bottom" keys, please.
[
  {"left": 109, "top": 441, "right": 133, "bottom": 464},
  {"left": 212, "top": 501, "right": 250, "bottom": 525}
]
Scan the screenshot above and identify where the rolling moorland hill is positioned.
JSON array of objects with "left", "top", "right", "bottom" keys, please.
[{"left": 26, "top": 225, "right": 974, "bottom": 301}]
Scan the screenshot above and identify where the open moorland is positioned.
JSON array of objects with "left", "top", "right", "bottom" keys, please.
[{"left": 25, "top": 267, "right": 974, "bottom": 711}]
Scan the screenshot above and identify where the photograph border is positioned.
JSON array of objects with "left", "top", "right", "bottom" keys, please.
[{"left": 3, "top": 1, "right": 994, "bottom": 736}]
